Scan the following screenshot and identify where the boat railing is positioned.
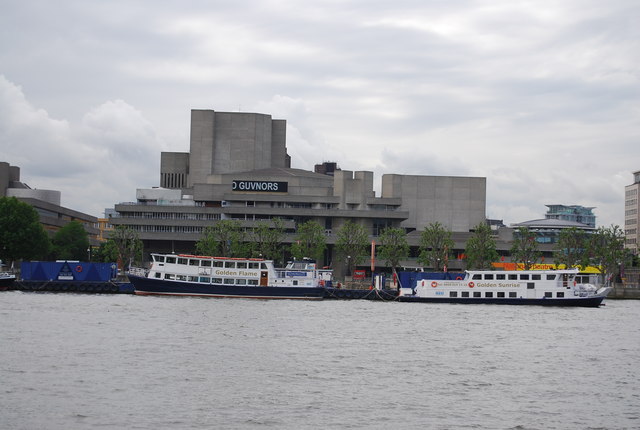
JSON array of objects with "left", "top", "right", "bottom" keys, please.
[{"left": 128, "top": 267, "right": 148, "bottom": 277}]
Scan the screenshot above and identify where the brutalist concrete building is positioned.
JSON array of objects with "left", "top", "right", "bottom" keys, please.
[{"left": 112, "top": 109, "right": 487, "bottom": 271}]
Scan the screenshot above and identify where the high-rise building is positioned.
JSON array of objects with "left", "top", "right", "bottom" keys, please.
[
  {"left": 624, "top": 170, "right": 640, "bottom": 254},
  {"left": 545, "top": 204, "right": 596, "bottom": 227}
]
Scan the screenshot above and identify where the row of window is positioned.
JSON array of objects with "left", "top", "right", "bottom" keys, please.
[
  {"left": 121, "top": 212, "right": 221, "bottom": 220},
  {"left": 471, "top": 273, "right": 559, "bottom": 281},
  {"left": 155, "top": 272, "right": 260, "bottom": 285},
  {"left": 447, "top": 291, "right": 564, "bottom": 298},
  {"left": 159, "top": 255, "right": 268, "bottom": 270}
]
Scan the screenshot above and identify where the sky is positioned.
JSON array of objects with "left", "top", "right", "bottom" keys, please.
[{"left": 1, "top": 0, "right": 638, "bottom": 227}]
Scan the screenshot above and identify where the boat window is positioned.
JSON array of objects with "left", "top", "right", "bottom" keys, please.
[
  {"left": 223, "top": 278, "right": 234, "bottom": 285},
  {"left": 520, "top": 274, "right": 530, "bottom": 280},
  {"left": 178, "top": 258, "right": 188, "bottom": 265},
  {"left": 509, "top": 292, "right": 517, "bottom": 298},
  {"left": 176, "top": 275, "right": 187, "bottom": 281},
  {"left": 532, "top": 274, "right": 541, "bottom": 280},
  {"left": 484, "top": 274, "right": 494, "bottom": 280},
  {"left": 236, "top": 279, "right": 247, "bottom": 285},
  {"left": 164, "top": 274, "right": 174, "bottom": 280},
  {"left": 212, "top": 278, "right": 222, "bottom": 284},
  {"left": 199, "top": 277, "right": 210, "bottom": 283},
  {"left": 461, "top": 291, "right": 469, "bottom": 297},
  {"left": 236, "top": 262, "right": 247, "bottom": 269},
  {"left": 249, "top": 262, "right": 260, "bottom": 269},
  {"left": 154, "top": 272, "right": 161, "bottom": 279},
  {"left": 155, "top": 255, "right": 165, "bottom": 263},
  {"left": 449, "top": 291, "right": 458, "bottom": 297},
  {"left": 189, "top": 259, "right": 199, "bottom": 266},
  {"left": 508, "top": 274, "right": 517, "bottom": 280},
  {"left": 261, "top": 263, "right": 268, "bottom": 270},
  {"left": 166, "top": 257, "right": 176, "bottom": 264},
  {"left": 472, "top": 274, "right": 482, "bottom": 280},
  {"left": 224, "top": 262, "right": 235, "bottom": 268},
  {"left": 497, "top": 291, "right": 505, "bottom": 298},
  {"left": 496, "top": 274, "right": 506, "bottom": 280},
  {"left": 201, "top": 260, "right": 212, "bottom": 267},
  {"left": 248, "top": 280, "right": 259, "bottom": 285},
  {"left": 473, "top": 291, "right": 481, "bottom": 298},
  {"left": 544, "top": 292, "right": 552, "bottom": 298},
  {"left": 485, "top": 292, "right": 493, "bottom": 298},
  {"left": 213, "top": 261, "right": 223, "bottom": 268},
  {"left": 293, "top": 280, "right": 298, "bottom": 286},
  {"left": 546, "top": 274, "right": 556, "bottom": 280},
  {"left": 527, "top": 283, "right": 535, "bottom": 289},
  {"left": 557, "top": 292, "right": 564, "bottom": 298}
]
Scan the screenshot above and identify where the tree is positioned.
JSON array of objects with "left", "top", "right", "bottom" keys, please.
[
  {"left": 252, "top": 218, "right": 285, "bottom": 264},
  {"left": 417, "top": 222, "right": 454, "bottom": 271},
  {"left": 335, "top": 220, "right": 370, "bottom": 275},
  {"left": 94, "top": 239, "right": 119, "bottom": 263},
  {"left": 553, "top": 227, "right": 590, "bottom": 269},
  {"left": 586, "top": 225, "right": 625, "bottom": 286},
  {"left": 377, "top": 227, "right": 409, "bottom": 282},
  {"left": 52, "top": 220, "right": 90, "bottom": 260},
  {"left": 196, "top": 220, "right": 245, "bottom": 257},
  {"left": 509, "top": 226, "right": 541, "bottom": 270},
  {"left": 290, "top": 220, "right": 326, "bottom": 263},
  {"left": 0, "top": 197, "right": 51, "bottom": 264},
  {"left": 109, "top": 226, "right": 143, "bottom": 270},
  {"left": 464, "top": 222, "right": 498, "bottom": 270}
]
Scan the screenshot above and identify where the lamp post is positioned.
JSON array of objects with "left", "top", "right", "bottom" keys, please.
[
  {"left": 87, "top": 247, "right": 91, "bottom": 262},
  {"left": 347, "top": 255, "right": 352, "bottom": 277}
]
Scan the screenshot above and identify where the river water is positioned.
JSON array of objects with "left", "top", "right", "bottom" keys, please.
[{"left": 1, "top": 291, "right": 638, "bottom": 430}]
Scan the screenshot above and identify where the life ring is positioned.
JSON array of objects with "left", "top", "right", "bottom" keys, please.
[
  {"left": 456, "top": 276, "right": 462, "bottom": 280},
  {"left": 319, "top": 280, "right": 325, "bottom": 287},
  {"left": 468, "top": 281, "right": 475, "bottom": 288},
  {"left": 431, "top": 281, "right": 438, "bottom": 288},
  {"left": 76, "top": 265, "right": 83, "bottom": 273}
]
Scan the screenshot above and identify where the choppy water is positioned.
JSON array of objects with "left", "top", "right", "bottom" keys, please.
[{"left": 1, "top": 291, "right": 639, "bottom": 430}]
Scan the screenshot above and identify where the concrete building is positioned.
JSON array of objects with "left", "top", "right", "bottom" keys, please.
[
  {"left": 111, "top": 109, "right": 487, "bottom": 272},
  {"left": 625, "top": 170, "right": 640, "bottom": 254},
  {"left": 0, "top": 161, "right": 99, "bottom": 244}
]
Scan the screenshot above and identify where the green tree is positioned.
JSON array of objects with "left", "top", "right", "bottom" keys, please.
[
  {"left": 108, "top": 226, "right": 143, "bottom": 270},
  {"left": 0, "top": 197, "right": 51, "bottom": 264},
  {"left": 464, "top": 222, "right": 499, "bottom": 269},
  {"left": 290, "top": 220, "right": 326, "bottom": 263},
  {"left": 553, "top": 227, "right": 590, "bottom": 269},
  {"left": 335, "top": 220, "right": 370, "bottom": 275},
  {"left": 509, "top": 226, "right": 541, "bottom": 270},
  {"left": 196, "top": 220, "right": 245, "bottom": 257},
  {"left": 417, "top": 222, "right": 454, "bottom": 271},
  {"left": 586, "top": 225, "right": 625, "bottom": 285},
  {"left": 377, "top": 227, "right": 409, "bottom": 282},
  {"left": 252, "top": 218, "right": 285, "bottom": 264},
  {"left": 52, "top": 220, "right": 90, "bottom": 260},
  {"left": 94, "top": 239, "right": 119, "bottom": 263}
]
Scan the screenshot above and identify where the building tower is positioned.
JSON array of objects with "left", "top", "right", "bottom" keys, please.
[{"left": 625, "top": 170, "right": 640, "bottom": 254}]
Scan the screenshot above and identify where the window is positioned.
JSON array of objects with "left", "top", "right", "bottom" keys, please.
[
  {"left": 544, "top": 292, "right": 552, "bottom": 298},
  {"left": 527, "top": 283, "right": 535, "bottom": 289},
  {"left": 497, "top": 292, "right": 505, "bottom": 298},
  {"left": 520, "top": 274, "right": 530, "bottom": 280},
  {"left": 532, "top": 274, "right": 541, "bottom": 280},
  {"left": 484, "top": 274, "right": 494, "bottom": 280},
  {"left": 472, "top": 274, "right": 482, "bottom": 280},
  {"left": 557, "top": 292, "right": 564, "bottom": 298},
  {"left": 449, "top": 291, "right": 458, "bottom": 297},
  {"left": 188, "top": 276, "right": 198, "bottom": 282},
  {"left": 224, "top": 261, "right": 235, "bottom": 268},
  {"left": 156, "top": 256, "right": 165, "bottom": 263},
  {"left": 164, "top": 274, "right": 174, "bottom": 280},
  {"left": 237, "top": 262, "right": 247, "bottom": 269},
  {"left": 176, "top": 275, "right": 186, "bottom": 281},
  {"left": 461, "top": 291, "right": 469, "bottom": 298},
  {"left": 213, "top": 261, "right": 223, "bottom": 268},
  {"left": 223, "top": 278, "right": 234, "bottom": 285},
  {"left": 178, "top": 258, "right": 188, "bottom": 265},
  {"left": 261, "top": 263, "right": 268, "bottom": 269},
  {"left": 249, "top": 262, "right": 260, "bottom": 269},
  {"left": 202, "top": 260, "right": 212, "bottom": 267},
  {"left": 166, "top": 257, "right": 176, "bottom": 264},
  {"left": 199, "top": 277, "right": 210, "bottom": 283},
  {"left": 496, "top": 274, "right": 506, "bottom": 280},
  {"left": 473, "top": 291, "right": 481, "bottom": 298},
  {"left": 236, "top": 279, "right": 247, "bottom": 285},
  {"left": 485, "top": 292, "right": 493, "bottom": 298},
  {"left": 248, "top": 279, "right": 259, "bottom": 285},
  {"left": 509, "top": 292, "right": 517, "bottom": 298},
  {"left": 154, "top": 273, "right": 161, "bottom": 279},
  {"left": 212, "top": 278, "right": 222, "bottom": 284},
  {"left": 189, "top": 259, "right": 199, "bottom": 266},
  {"left": 508, "top": 274, "right": 517, "bottom": 280},
  {"left": 546, "top": 274, "right": 556, "bottom": 280}
]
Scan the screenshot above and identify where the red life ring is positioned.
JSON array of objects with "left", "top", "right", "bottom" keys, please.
[
  {"left": 468, "top": 281, "right": 475, "bottom": 288},
  {"left": 431, "top": 281, "right": 438, "bottom": 288},
  {"left": 456, "top": 276, "right": 462, "bottom": 280},
  {"left": 76, "top": 265, "right": 83, "bottom": 272}
]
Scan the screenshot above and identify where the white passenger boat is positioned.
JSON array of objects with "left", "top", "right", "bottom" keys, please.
[
  {"left": 128, "top": 253, "right": 331, "bottom": 299},
  {"left": 399, "top": 268, "right": 611, "bottom": 307}
]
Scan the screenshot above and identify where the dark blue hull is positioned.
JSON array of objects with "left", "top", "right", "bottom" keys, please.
[
  {"left": 128, "top": 275, "right": 324, "bottom": 300},
  {"left": 398, "top": 295, "right": 606, "bottom": 307}
]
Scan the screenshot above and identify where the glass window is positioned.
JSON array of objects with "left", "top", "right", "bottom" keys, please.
[
  {"left": 557, "top": 292, "right": 564, "bottom": 298},
  {"left": 188, "top": 276, "right": 198, "bottom": 282},
  {"left": 484, "top": 274, "right": 494, "bottom": 280},
  {"left": 532, "top": 274, "right": 541, "bottom": 280},
  {"left": 485, "top": 292, "right": 493, "bottom": 298},
  {"left": 155, "top": 255, "right": 165, "bottom": 263},
  {"left": 497, "top": 292, "right": 505, "bottom": 298},
  {"left": 201, "top": 260, "right": 212, "bottom": 267},
  {"left": 473, "top": 291, "right": 481, "bottom": 298},
  {"left": 213, "top": 261, "right": 223, "bottom": 268},
  {"left": 189, "top": 259, "right": 199, "bottom": 266},
  {"left": 224, "top": 261, "right": 235, "bottom": 268},
  {"left": 176, "top": 275, "right": 186, "bottom": 281},
  {"left": 248, "top": 279, "right": 259, "bottom": 285},
  {"left": 261, "top": 263, "right": 268, "bottom": 270},
  {"left": 164, "top": 274, "right": 174, "bottom": 280},
  {"left": 237, "top": 262, "right": 247, "bottom": 269},
  {"left": 212, "top": 278, "right": 222, "bottom": 284},
  {"left": 461, "top": 291, "right": 469, "bottom": 297},
  {"left": 496, "top": 274, "right": 506, "bottom": 280},
  {"left": 508, "top": 274, "right": 517, "bottom": 280},
  {"left": 520, "top": 274, "right": 530, "bottom": 280},
  {"left": 449, "top": 291, "right": 458, "bottom": 297},
  {"left": 249, "top": 262, "right": 260, "bottom": 269},
  {"left": 472, "top": 274, "right": 482, "bottom": 280},
  {"left": 199, "top": 277, "right": 210, "bottom": 283},
  {"left": 236, "top": 279, "right": 247, "bottom": 285},
  {"left": 223, "top": 278, "right": 234, "bottom": 285},
  {"left": 178, "top": 258, "right": 188, "bottom": 265},
  {"left": 544, "top": 292, "right": 552, "bottom": 298},
  {"left": 546, "top": 274, "right": 556, "bottom": 280},
  {"left": 166, "top": 257, "right": 176, "bottom": 264},
  {"left": 509, "top": 292, "right": 517, "bottom": 298},
  {"left": 154, "top": 272, "right": 161, "bottom": 278}
]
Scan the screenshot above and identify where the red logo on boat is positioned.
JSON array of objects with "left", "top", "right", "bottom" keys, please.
[
  {"left": 468, "top": 282, "right": 475, "bottom": 288},
  {"left": 431, "top": 281, "right": 438, "bottom": 288}
]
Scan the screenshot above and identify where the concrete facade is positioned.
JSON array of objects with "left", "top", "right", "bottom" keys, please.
[{"left": 624, "top": 170, "right": 640, "bottom": 254}]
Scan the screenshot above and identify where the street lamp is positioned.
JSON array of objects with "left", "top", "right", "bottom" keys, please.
[{"left": 347, "top": 255, "right": 352, "bottom": 276}]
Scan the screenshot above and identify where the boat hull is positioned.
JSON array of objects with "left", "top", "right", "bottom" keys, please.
[
  {"left": 0, "top": 276, "right": 16, "bottom": 291},
  {"left": 128, "top": 275, "right": 324, "bottom": 300},
  {"left": 398, "top": 295, "right": 607, "bottom": 307}
]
